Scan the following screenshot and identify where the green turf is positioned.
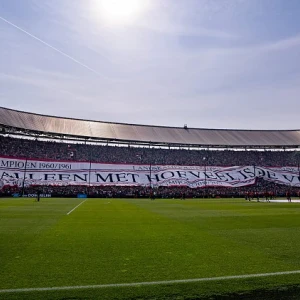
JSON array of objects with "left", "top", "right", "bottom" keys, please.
[{"left": 1, "top": 197, "right": 300, "bottom": 299}]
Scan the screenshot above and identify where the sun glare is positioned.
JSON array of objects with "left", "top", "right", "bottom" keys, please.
[{"left": 96, "top": 0, "right": 145, "bottom": 24}]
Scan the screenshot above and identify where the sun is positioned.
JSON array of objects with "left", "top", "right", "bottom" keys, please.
[{"left": 96, "top": 0, "right": 146, "bottom": 25}]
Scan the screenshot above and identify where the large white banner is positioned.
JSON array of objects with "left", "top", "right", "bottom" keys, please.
[{"left": 1, "top": 156, "right": 300, "bottom": 188}]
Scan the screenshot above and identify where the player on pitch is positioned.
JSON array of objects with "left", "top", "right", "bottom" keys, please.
[{"left": 37, "top": 190, "right": 41, "bottom": 202}]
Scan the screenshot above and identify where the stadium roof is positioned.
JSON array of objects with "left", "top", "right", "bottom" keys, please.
[{"left": 0, "top": 106, "right": 300, "bottom": 148}]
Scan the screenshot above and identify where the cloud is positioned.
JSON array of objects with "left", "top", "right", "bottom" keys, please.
[
  {"left": 1, "top": 0, "right": 300, "bottom": 130},
  {"left": 137, "top": 19, "right": 237, "bottom": 39},
  {"left": 260, "top": 34, "right": 300, "bottom": 52}
]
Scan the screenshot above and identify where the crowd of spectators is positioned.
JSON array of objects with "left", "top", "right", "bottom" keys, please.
[
  {"left": 1, "top": 135, "right": 300, "bottom": 198},
  {"left": 1, "top": 135, "right": 300, "bottom": 167},
  {"left": 1, "top": 179, "right": 299, "bottom": 199}
]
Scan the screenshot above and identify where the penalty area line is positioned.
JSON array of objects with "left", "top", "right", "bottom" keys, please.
[
  {"left": 1, "top": 270, "right": 300, "bottom": 294},
  {"left": 66, "top": 199, "right": 87, "bottom": 215}
]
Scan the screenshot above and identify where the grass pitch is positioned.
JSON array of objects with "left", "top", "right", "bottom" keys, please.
[{"left": 1, "top": 197, "right": 300, "bottom": 299}]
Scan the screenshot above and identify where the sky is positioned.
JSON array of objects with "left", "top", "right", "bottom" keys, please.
[{"left": 1, "top": 0, "right": 300, "bottom": 130}]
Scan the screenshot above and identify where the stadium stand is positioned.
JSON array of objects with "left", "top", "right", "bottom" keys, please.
[
  {"left": 1, "top": 135, "right": 300, "bottom": 166},
  {"left": 1, "top": 107, "right": 300, "bottom": 198}
]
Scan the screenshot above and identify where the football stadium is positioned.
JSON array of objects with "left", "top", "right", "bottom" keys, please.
[
  {"left": 1, "top": 106, "right": 300, "bottom": 300},
  {"left": 2, "top": 0, "right": 300, "bottom": 299}
]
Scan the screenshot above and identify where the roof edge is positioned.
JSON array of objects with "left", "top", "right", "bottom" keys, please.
[{"left": 1, "top": 106, "right": 299, "bottom": 132}]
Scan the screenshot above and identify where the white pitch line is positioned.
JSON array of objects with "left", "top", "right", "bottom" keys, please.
[
  {"left": 1, "top": 270, "right": 300, "bottom": 294},
  {"left": 66, "top": 199, "right": 87, "bottom": 215}
]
